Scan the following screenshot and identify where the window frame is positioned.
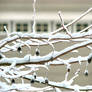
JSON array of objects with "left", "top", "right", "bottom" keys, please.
[
  {"left": 75, "top": 21, "right": 89, "bottom": 32},
  {"left": 55, "top": 20, "right": 72, "bottom": 33},
  {"left": 14, "top": 21, "right": 30, "bottom": 33},
  {"left": 35, "top": 20, "right": 51, "bottom": 33},
  {"left": 0, "top": 20, "right": 10, "bottom": 35}
]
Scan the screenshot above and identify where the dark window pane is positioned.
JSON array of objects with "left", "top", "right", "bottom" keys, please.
[
  {"left": 56, "top": 23, "right": 66, "bottom": 32},
  {"left": 24, "top": 29, "right": 27, "bottom": 32},
  {"left": 76, "top": 23, "right": 88, "bottom": 32},
  {"left": 16, "top": 24, "right": 21, "bottom": 32},
  {"left": 43, "top": 24, "right": 48, "bottom": 32},
  {"left": 44, "top": 24, "right": 48, "bottom": 27},
  {"left": 0, "top": 24, "right": 3, "bottom": 31},
  {"left": 36, "top": 23, "right": 41, "bottom": 32},
  {"left": 63, "top": 29, "right": 66, "bottom": 32},
  {"left": 77, "top": 24, "right": 81, "bottom": 26},
  {"left": 37, "top": 24, "right": 41, "bottom": 26},
  {"left": 37, "top": 28, "right": 41, "bottom": 32},
  {"left": 23, "top": 24, "right": 27, "bottom": 26},
  {"left": 44, "top": 29, "right": 48, "bottom": 32},
  {"left": 36, "top": 23, "right": 48, "bottom": 32},
  {"left": 0, "top": 23, "right": 8, "bottom": 32},
  {"left": 16, "top": 23, "right": 28, "bottom": 32},
  {"left": 17, "top": 24, "right": 20, "bottom": 26},
  {"left": 3, "top": 24, "right": 7, "bottom": 26},
  {"left": 56, "top": 23, "right": 61, "bottom": 29},
  {"left": 83, "top": 23, "right": 88, "bottom": 32},
  {"left": 84, "top": 24, "right": 88, "bottom": 27},
  {"left": 64, "top": 22, "right": 68, "bottom": 25},
  {"left": 17, "top": 28, "right": 21, "bottom": 32},
  {"left": 23, "top": 24, "right": 28, "bottom": 32},
  {"left": 3, "top": 24, "right": 8, "bottom": 31},
  {"left": 16, "top": 24, "right": 21, "bottom": 29},
  {"left": 76, "top": 23, "right": 81, "bottom": 32}
]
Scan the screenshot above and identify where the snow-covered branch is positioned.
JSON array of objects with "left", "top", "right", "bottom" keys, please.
[
  {"left": 0, "top": 1, "right": 92, "bottom": 91},
  {"left": 24, "top": 75, "right": 92, "bottom": 91},
  {"left": 1, "top": 26, "right": 92, "bottom": 53},
  {"left": 0, "top": 40, "right": 92, "bottom": 65}
]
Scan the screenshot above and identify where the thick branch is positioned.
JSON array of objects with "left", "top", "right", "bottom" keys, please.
[{"left": 0, "top": 40, "right": 92, "bottom": 65}]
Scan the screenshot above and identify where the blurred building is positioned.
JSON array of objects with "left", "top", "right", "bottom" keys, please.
[
  {"left": 0, "top": 0, "right": 92, "bottom": 87},
  {"left": 0, "top": 0, "right": 92, "bottom": 34}
]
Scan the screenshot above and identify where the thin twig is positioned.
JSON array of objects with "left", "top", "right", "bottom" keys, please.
[
  {"left": 58, "top": 11, "right": 72, "bottom": 38},
  {"left": 51, "top": 8, "right": 92, "bottom": 35},
  {"left": 79, "top": 24, "right": 92, "bottom": 33},
  {"left": 24, "top": 75, "right": 92, "bottom": 91},
  {"left": 32, "top": 0, "right": 36, "bottom": 33},
  {"left": 4, "top": 26, "right": 10, "bottom": 37}
]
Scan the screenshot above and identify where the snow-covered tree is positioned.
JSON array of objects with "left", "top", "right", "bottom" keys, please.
[{"left": 0, "top": 0, "right": 92, "bottom": 92}]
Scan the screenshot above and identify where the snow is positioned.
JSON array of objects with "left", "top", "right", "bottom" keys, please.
[
  {"left": 26, "top": 64, "right": 49, "bottom": 70},
  {"left": 0, "top": 51, "right": 56, "bottom": 64},
  {"left": 0, "top": 81, "right": 51, "bottom": 92},
  {"left": 0, "top": 36, "right": 92, "bottom": 91},
  {"left": 24, "top": 75, "right": 92, "bottom": 91},
  {"left": 0, "top": 29, "right": 92, "bottom": 52},
  {"left": 0, "top": 3, "right": 92, "bottom": 92},
  {"left": 55, "top": 87, "right": 62, "bottom": 92},
  {"left": 0, "top": 51, "right": 88, "bottom": 65},
  {"left": 72, "top": 50, "right": 78, "bottom": 53},
  {"left": 0, "top": 29, "right": 92, "bottom": 53}
]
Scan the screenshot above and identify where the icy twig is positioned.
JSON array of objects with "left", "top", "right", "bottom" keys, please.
[
  {"left": 25, "top": 64, "right": 49, "bottom": 70},
  {"left": 16, "top": 39, "right": 31, "bottom": 50},
  {"left": 65, "top": 72, "right": 69, "bottom": 81},
  {"left": 1, "top": 29, "right": 92, "bottom": 51},
  {"left": 52, "top": 8, "right": 92, "bottom": 35},
  {"left": 58, "top": 11, "right": 72, "bottom": 38},
  {"left": 79, "top": 24, "right": 92, "bottom": 33},
  {"left": 32, "top": 0, "right": 37, "bottom": 33},
  {"left": 4, "top": 26, "right": 10, "bottom": 37},
  {"left": 87, "top": 46, "right": 92, "bottom": 50}
]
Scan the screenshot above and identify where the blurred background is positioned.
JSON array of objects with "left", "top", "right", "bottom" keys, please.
[
  {"left": 0, "top": 0, "right": 92, "bottom": 34},
  {"left": 0, "top": 0, "right": 92, "bottom": 91}
]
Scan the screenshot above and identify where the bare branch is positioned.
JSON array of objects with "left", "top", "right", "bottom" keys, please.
[
  {"left": 80, "top": 24, "right": 92, "bottom": 33},
  {"left": 51, "top": 8, "right": 92, "bottom": 35},
  {"left": 58, "top": 11, "right": 72, "bottom": 38}
]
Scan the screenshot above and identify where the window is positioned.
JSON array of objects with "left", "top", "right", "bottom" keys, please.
[
  {"left": 56, "top": 23, "right": 61, "bottom": 29},
  {"left": 76, "top": 23, "right": 88, "bottom": 32},
  {"left": 56, "top": 22, "right": 68, "bottom": 32},
  {"left": 16, "top": 23, "right": 28, "bottom": 32},
  {"left": 0, "top": 23, "right": 8, "bottom": 32},
  {"left": 36, "top": 23, "right": 48, "bottom": 32}
]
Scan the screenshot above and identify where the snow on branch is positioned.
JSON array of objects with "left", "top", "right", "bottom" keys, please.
[
  {"left": 0, "top": 1, "right": 92, "bottom": 91},
  {"left": 0, "top": 40, "right": 92, "bottom": 66},
  {"left": 0, "top": 40, "right": 92, "bottom": 65},
  {"left": 24, "top": 75, "right": 92, "bottom": 91},
  {"left": 0, "top": 26, "right": 92, "bottom": 53}
]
